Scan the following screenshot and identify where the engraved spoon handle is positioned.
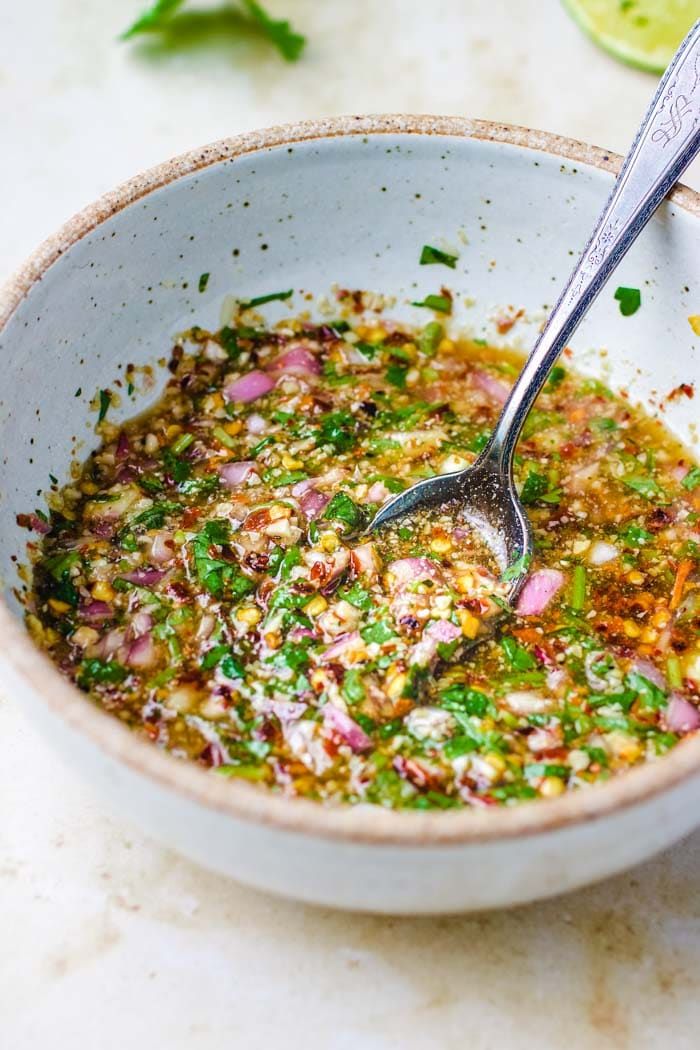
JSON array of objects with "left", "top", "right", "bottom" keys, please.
[{"left": 485, "top": 20, "right": 700, "bottom": 475}]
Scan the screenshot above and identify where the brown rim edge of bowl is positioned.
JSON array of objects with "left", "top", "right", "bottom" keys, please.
[{"left": 2, "top": 115, "right": 700, "bottom": 848}]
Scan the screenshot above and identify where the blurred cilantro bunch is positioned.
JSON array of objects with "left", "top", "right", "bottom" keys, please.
[{"left": 121, "top": 0, "right": 306, "bottom": 61}]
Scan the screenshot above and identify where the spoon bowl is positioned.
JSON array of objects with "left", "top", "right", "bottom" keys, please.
[{"left": 369, "top": 454, "right": 533, "bottom": 602}]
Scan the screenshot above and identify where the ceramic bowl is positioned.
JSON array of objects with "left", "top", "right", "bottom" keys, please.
[{"left": 1, "top": 117, "right": 699, "bottom": 914}]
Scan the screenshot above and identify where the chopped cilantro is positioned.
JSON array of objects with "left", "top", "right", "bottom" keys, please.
[
  {"left": 218, "top": 327, "right": 240, "bottom": 357},
  {"left": 500, "top": 635, "right": 536, "bottom": 671},
  {"left": 411, "top": 294, "right": 452, "bottom": 314},
  {"left": 316, "top": 410, "right": 357, "bottom": 453},
  {"left": 98, "top": 389, "right": 111, "bottom": 423},
  {"left": 524, "top": 763, "right": 569, "bottom": 779},
  {"left": 78, "top": 658, "right": 127, "bottom": 688},
  {"left": 361, "top": 619, "right": 396, "bottom": 645},
  {"left": 439, "top": 684, "right": 490, "bottom": 717},
  {"left": 419, "top": 245, "right": 458, "bottom": 269},
  {"left": 323, "top": 491, "right": 364, "bottom": 531},
  {"left": 343, "top": 668, "right": 366, "bottom": 704},
  {"left": 623, "top": 474, "right": 664, "bottom": 500},
  {"left": 502, "top": 551, "right": 532, "bottom": 583},
  {"left": 386, "top": 362, "right": 408, "bottom": 389},
  {"left": 614, "top": 286, "right": 641, "bottom": 316},
  {"left": 545, "top": 365, "right": 566, "bottom": 390}
]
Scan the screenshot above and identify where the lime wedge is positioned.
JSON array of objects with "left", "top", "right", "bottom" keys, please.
[{"left": 562, "top": 0, "right": 700, "bottom": 73}]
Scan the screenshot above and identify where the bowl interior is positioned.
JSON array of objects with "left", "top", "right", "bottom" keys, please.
[{"left": 1, "top": 125, "right": 698, "bottom": 620}]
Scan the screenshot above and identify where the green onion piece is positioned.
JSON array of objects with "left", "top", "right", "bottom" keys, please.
[
  {"left": 239, "top": 289, "right": 293, "bottom": 309},
  {"left": 170, "top": 432, "right": 194, "bottom": 455},
  {"left": 570, "top": 564, "right": 587, "bottom": 611},
  {"left": 198, "top": 273, "right": 210, "bottom": 293},
  {"left": 417, "top": 321, "right": 444, "bottom": 355},
  {"left": 250, "top": 435, "right": 276, "bottom": 457},
  {"left": 681, "top": 466, "right": 700, "bottom": 492},
  {"left": 419, "top": 245, "right": 458, "bottom": 269},
  {"left": 213, "top": 426, "right": 237, "bottom": 450},
  {"left": 667, "top": 655, "right": 683, "bottom": 690}
]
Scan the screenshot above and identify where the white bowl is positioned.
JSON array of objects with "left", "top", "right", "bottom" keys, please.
[{"left": 1, "top": 117, "right": 699, "bottom": 914}]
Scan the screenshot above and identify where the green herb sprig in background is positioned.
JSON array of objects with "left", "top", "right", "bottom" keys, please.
[{"left": 121, "top": 0, "right": 306, "bottom": 62}]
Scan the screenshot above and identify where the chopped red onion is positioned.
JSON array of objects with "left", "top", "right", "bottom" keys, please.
[
  {"left": 267, "top": 346, "right": 321, "bottom": 377},
  {"left": 224, "top": 370, "right": 275, "bottom": 404},
  {"left": 26, "top": 514, "right": 51, "bottom": 535},
  {"left": 471, "top": 369, "right": 510, "bottom": 405},
  {"left": 631, "top": 659, "right": 666, "bottom": 689},
  {"left": 127, "top": 632, "right": 157, "bottom": 669},
  {"left": 259, "top": 698, "right": 308, "bottom": 723},
  {"left": 129, "top": 610, "right": 154, "bottom": 638},
  {"left": 411, "top": 617, "right": 461, "bottom": 667},
  {"left": 219, "top": 461, "right": 258, "bottom": 488},
  {"left": 79, "top": 600, "right": 113, "bottom": 623},
  {"left": 121, "top": 567, "right": 167, "bottom": 587},
  {"left": 387, "top": 557, "right": 444, "bottom": 588},
  {"left": 367, "top": 480, "right": 391, "bottom": 504},
  {"left": 150, "top": 531, "right": 175, "bottom": 564},
  {"left": 323, "top": 703, "right": 372, "bottom": 752},
  {"left": 516, "top": 569, "right": 564, "bottom": 616},
  {"left": 320, "top": 631, "right": 362, "bottom": 663},
  {"left": 664, "top": 694, "right": 700, "bottom": 733},
  {"left": 299, "top": 487, "right": 330, "bottom": 520},
  {"left": 95, "top": 628, "right": 126, "bottom": 659},
  {"left": 350, "top": 542, "right": 379, "bottom": 579},
  {"left": 115, "top": 431, "right": 130, "bottom": 461}
]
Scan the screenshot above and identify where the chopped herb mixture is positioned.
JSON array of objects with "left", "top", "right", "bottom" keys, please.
[{"left": 24, "top": 311, "right": 700, "bottom": 809}]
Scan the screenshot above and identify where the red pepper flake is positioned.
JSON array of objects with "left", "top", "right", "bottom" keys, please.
[
  {"left": 494, "top": 306, "right": 524, "bottom": 334},
  {"left": 667, "top": 382, "right": 695, "bottom": 401}
]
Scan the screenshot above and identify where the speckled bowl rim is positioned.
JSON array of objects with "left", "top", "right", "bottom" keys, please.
[{"left": 2, "top": 115, "right": 700, "bottom": 848}]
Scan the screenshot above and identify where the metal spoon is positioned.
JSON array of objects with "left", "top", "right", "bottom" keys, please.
[{"left": 370, "top": 20, "right": 700, "bottom": 602}]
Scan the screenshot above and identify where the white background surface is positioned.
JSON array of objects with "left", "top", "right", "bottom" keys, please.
[{"left": 2, "top": 2, "right": 700, "bottom": 1047}]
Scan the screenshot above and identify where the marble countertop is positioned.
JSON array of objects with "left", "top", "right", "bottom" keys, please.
[{"left": 2, "top": 2, "right": 699, "bottom": 1046}]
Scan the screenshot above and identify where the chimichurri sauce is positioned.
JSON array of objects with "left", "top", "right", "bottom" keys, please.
[{"left": 24, "top": 315, "right": 700, "bottom": 808}]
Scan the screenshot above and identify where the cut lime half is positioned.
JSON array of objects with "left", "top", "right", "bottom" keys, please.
[{"left": 562, "top": 0, "right": 700, "bottom": 73}]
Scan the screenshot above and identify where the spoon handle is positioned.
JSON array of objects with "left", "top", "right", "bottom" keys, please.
[{"left": 486, "top": 19, "right": 700, "bottom": 475}]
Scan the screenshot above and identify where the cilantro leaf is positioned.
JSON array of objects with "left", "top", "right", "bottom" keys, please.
[
  {"left": 323, "top": 491, "right": 364, "bottom": 532},
  {"left": 614, "top": 286, "right": 641, "bottom": 316},
  {"left": 120, "top": 0, "right": 185, "bottom": 39},
  {"left": 98, "top": 389, "right": 111, "bottom": 423},
  {"left": 501, "top": 635, "right": 536, "bottom": 671},
  {"left": 342, "top": 668, "right": 366, "bottom": 704},
  {"left": 502, "top": 551, "right": 532, "bottom": 582},
  {"left": 316, "top": 410, "right": 357, "bottom": 453},
  {"left": 411, "top": 294, "right": 452, "bottom": 314},
  {"left": 360, "top": 619, "right": 396, "bottom": 645},
  {"left": 682, "top": 466, "right": 700, "bottom": 492},
  {"left": 622, "top": 475, "right": 664, "bottom": 500},
  {"left": 386, "top": 362, "right": 408, "bottom": 389},
  {"left": 78, "top": 658, "right": 128, "bottom": 688},
  {"left": 241, "top": 0, "right": 305, "bottom": 60},
  {"left": 419, "top": 245, "right": 458, "bottom": 269},
  {"left": 191, "top": 519, "right": 254, "bottom": 600}
]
